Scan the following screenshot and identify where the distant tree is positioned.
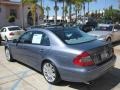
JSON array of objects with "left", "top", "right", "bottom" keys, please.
[
  {"left": 64, "top": 5, "right": 68, "bottom": 21},
  {"left": 54, "top": 2, "right": 59, "bottom": 24},
  {"left": 46, "top": 6, "right": 50, "bottom": 22},
  {"left": 104, "top": 6, "right": 120, "bottom": 23}
]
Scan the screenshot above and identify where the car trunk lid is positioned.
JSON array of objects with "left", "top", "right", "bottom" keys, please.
[{"left": 67, "top": 40, "right": 114, "bottom": 65}]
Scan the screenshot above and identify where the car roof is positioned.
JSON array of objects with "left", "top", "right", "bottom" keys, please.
[
  {"left": 28, "top": 26, "right": 78, "bottom": 33},
  {"left": 3, "top": 26, "right": 20, "bottom": 28},
  {"left": 28, "top": 26, "right": 63, "bottom": 32}
]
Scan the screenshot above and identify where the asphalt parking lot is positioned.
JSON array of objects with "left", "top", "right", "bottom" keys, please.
[{"left": 0, "top": 45, "right": 120, "bottom": 90}]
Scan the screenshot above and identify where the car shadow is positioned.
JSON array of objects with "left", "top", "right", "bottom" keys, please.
[
  {"left": 16, "top": 61, "right": 120, "bottom": 90},
  {"left": 112, "top": 40, "right": 120, "bottom": 47},
  {"left": 55, "top": 67, "right": 120, "bottom": 90},
  {"left": 0, "top": 41, "right": 5, "bottom": 46}
]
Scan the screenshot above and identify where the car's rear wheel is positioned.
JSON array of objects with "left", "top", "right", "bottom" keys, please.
[
  {"left": 42, "top": 61, "right": 61, "bottom": 84},
  {"left": 5, "top": 48, "right": 14, "bottom": 62}
]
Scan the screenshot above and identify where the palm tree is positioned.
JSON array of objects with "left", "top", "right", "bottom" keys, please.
[
  {"left": 74, "top": 0, "right": 82, "bottom": 21},
  {"left": 21, "top": 0, "right": 24, "bottom": 28},
  {"left": 21, "top": 0, "right": 38, "bottom": 26},
  {"left": 39, "top": 0, "right": 44, "bottom": 17},
  {"left": 51, "top": 0, "right": 60, "bottom": 24},
  {"left": 39, "top": 5, "right": 44, "bottom": 17},
  {"left": 46, "top": 6, "right": 50, "bottom": 23},
  {"left": 86, "top": 0, "right": 96, "bottom": 15},
  {"left": 66, "top": 0, "right": 74, "bottom": 22},
  {"left": 38, "top": 0, "right": 44, "bottom": 23},
  {"left": 64, "top": 4, "right": 68, "bottom": 22},
  {"left": 56, "top": 0, "right": 74, "bottom": 23},
  {"left": 66, "top": 0, "right": 82, "bottom": 22},
  {"left": 62, "top": 0, "right": 65, "bottom": 22},
  {"left": 54, "top": 0, "right": 59, "bottom": 24}
]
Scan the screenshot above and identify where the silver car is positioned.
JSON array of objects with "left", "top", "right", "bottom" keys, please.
[
  {"left": 88, "top": 24, "right": 120, "bottom": 42},
  {"left": 5, "top": 27, "right": 116, "bottom": 84}
]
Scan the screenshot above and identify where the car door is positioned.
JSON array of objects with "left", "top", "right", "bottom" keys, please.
[
  {"left": 19, "top": 31, "right": 51, "bottom": 70},
  {"left": 0, "top": 28, "right": 6, "bottom": 40},
  {"left": 113, "top": 25, "right": 120, "bottom": 41},
  {"left": 11, "top": 31, "right": 33, "bottom": 65}
]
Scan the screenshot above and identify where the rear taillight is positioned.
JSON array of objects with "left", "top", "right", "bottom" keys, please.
[
  {"left": 9, "top": 32, "right": 14, "bottom": 36},
  {"left": 73, "top": 52, "right": 94, "bottom": 67}
]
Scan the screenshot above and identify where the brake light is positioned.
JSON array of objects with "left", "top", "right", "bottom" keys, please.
[
  {"left": 9, "top": 32, "right": 14, "bottom": 36},
  {"left": 73, "top": 52, "right": 94, "bottom": 67}
]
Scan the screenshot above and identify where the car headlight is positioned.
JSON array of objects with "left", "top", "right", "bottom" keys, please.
[{"left": 97, "top": 35, "right": 106, "bottom": 41}]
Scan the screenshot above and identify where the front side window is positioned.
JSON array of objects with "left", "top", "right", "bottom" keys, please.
[
  {"left": 0, "top": 28, "right": 6, "bottom": 32},
  {"left": 19, "top": 32, "right": 33, "bottom": 44},
  {"left": 114, "top": 25, "right": 120, "bottom": 30}
]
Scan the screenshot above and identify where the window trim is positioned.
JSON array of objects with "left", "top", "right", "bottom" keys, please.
[
  {"left": 31, "top": 31, "right": 50, "bottom": 46},
  {"left": 18, "top": 31, "right": 33, "bottom": 44},
  {"left": 18, "top": 31, "right": 50, "bottom": 46}
]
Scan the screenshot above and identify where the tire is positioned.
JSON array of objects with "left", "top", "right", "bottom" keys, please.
[
  {"left": 5, "top": 48, "right": 14, "bottom": 62},
  {"left": 42, "top": 61, "right": 61, "bottom": 84},
  {"left": 106, "top": 38, "right": 111, "bottom": 42}
]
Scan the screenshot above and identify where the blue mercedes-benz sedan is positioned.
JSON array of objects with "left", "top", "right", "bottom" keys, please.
[{"left": 5, "top": 27, "right": 116, "bottom": 84}]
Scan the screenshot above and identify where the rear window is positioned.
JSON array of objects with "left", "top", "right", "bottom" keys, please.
[
  {"left": 8, "top": 27, "right": 21, "bottom": 31},
  {"left": 51, "top": 27, "right": 96, "bottom": 45}
]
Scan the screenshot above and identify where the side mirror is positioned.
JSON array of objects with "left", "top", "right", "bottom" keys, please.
[{"left": 13, "top": 39, "right": 18, "bottom": 43}]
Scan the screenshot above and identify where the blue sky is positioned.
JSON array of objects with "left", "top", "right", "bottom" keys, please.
[{"left": 11, "top": 0, "right": 119, "bottom": 16}]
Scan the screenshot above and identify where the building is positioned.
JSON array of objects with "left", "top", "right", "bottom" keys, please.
[{"left": 0, "top": 0, "right": 43, "bottom": 28}]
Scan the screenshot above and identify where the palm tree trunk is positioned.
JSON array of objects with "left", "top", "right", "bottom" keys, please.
[
  {"left": 21, "top": 2, "right": 24, "bottom": 28},
  {"left": 47, "top": 11, "right": 49, "bottom": 23},
  {"left": 62, "top": 0, "right": 65, "bottom": 22},
  {"left": 69, "top": 3, "right": 72, "bottom": 23},
  {"left": 83, "top": 2, "right": 85, "bottom": 23},
  {"left": 75, "top": 7, "right": 77, "bottom": 22},
  {"left": 88, "top": 2, "right": 89, "bottom": 15},
  {"left": 55, "top": 0, "right": 57, "bottom": 24},
  {"left": 33, "top": 4, "right": 36, "bottom": 26}
]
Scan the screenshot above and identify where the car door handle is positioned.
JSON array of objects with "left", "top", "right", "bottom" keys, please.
[{"left": 40, "top": 49, "right": 44, "bottom": 52}]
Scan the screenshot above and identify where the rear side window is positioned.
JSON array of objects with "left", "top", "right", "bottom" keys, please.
[
  {"left": 95, "top": 26, "right": 113, "bottom": 31},
  {"left": 8, "top": 27, "right": 21, "bottom": 31},
  {"left": 114, "top": 25, "right": 120, "bottom": 30},
  {"left": 0, "top": 28, "right": 6, "bottom": 32},
  {"left": 32, "top": 31, "right": 50, "bottom": 46}
]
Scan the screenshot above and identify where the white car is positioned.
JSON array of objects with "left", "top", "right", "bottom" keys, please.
[
  {"left": 0, "top": 26, "right": 25, "bottom": 41},
  {"left": 88, "top": 24, "right": 120, "bottom": 42}
]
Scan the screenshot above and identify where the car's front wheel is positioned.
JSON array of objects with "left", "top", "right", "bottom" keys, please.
[
  {"left": 5, "top": 37, "right": 8, "bottom": 42},
  {"left": 42, "top": 61, "right": 61, "bottom": 84},
  {"left": 5, "top": 48, "right": 14, "bottom": 62},
  {"left": 106, "top": 38, "right": 111, "bottom": 42}
]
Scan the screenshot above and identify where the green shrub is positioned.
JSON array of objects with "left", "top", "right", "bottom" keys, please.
[{"left": 8, "top": 16, "right": 15, "bottom": 23}]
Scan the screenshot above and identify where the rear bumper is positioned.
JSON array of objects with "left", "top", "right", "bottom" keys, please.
[
  {"left": 7, "top": 36, "right": 20, "bottom": 40},
  {"left": 59, "top": 56, "right": 116, "bottom": 82}
]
